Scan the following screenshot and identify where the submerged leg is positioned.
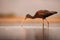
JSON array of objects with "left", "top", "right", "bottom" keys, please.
[{"left": 45, "top": 19, "right": 49, "bottom": 40}]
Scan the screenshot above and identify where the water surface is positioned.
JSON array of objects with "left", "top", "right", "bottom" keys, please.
[{"left": 0, "top": 23, "right": 60, "bottom": 40}]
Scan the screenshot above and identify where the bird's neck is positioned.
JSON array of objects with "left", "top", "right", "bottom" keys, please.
[{"left": 29, "top": 15, "right": 34, "bottom": 19}]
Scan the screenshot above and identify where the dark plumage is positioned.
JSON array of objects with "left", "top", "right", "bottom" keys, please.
[{"left": 25, "top": 10, "right": 57, "bottom": 19}]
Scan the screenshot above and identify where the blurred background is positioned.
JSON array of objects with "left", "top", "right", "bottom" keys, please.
[{"left": 0, "top": 0, "right": 60, "bottom": 40}]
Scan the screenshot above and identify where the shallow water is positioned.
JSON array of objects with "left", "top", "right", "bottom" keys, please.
[{"left": 0, "top": 23, "right": 60, "bottom": 40}]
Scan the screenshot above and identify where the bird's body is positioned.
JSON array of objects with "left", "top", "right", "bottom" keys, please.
[{"left": 34, "top": 10, "right": 57, "bottom": 19}]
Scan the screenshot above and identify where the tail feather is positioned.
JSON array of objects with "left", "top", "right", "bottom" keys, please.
[{"left": 44, "top": 11, "right": 57, "bottom": 17}]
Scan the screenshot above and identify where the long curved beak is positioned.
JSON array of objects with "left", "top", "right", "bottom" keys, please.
[{"left": 21, "top": 17, "right": 27, "bottom": 27}]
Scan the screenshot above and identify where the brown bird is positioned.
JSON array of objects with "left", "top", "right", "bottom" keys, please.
[
  {"left": 22, "top": 10, "right": 57, "bottom": 40},
  {"left": 25, "top": 10, "right": 57, "bottom": 19}
]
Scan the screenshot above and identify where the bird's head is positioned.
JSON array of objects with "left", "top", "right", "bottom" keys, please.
[{"left": 25, "top": 14, "right": 32, "bottom": 20}]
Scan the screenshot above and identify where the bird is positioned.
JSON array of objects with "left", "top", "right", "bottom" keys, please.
[
  {"left": 25, "top": 10, "right": 57, "bottom": 19},
  {"left": 25, "top": 10, "right": 57, "bottom": 28},
  {"left": 22, "top": 10, "right": 57, "bottom": 40}
]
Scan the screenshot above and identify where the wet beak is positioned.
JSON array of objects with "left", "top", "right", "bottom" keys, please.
[{"left": 21, "top": 17, "right": 27, "bottom": 27}]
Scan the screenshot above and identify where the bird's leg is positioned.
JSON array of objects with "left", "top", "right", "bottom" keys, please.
[
  {"left": 45, "top": 19, "right": 49, "bottom": 28},
  {"left": 42, "top": 19, "right": 44, "bottom": 40},
  {"left": 45, "top": 19, "right": 49, "bottom": 40}
]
